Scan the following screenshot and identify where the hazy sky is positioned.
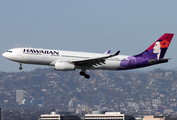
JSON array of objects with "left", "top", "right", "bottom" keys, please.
[{"left": 1, "top": 0, "right": 177, "bottom": 72}]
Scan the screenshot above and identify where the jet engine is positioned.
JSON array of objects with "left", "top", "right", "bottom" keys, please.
[{"left": 54, "top": 61, "right": 75, "bottom": 71}]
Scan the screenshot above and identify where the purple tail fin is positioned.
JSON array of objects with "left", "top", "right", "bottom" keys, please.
[{"left": 135, "top": 33, "right": 174, "bottom": 60}]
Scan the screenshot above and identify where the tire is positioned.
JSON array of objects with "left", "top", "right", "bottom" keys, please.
[
  {"left": 19, "top": 67, "right": 22, "bottom": 70},
  {"left": 85, "top": 74, "right": 90, "bottom": 79}
]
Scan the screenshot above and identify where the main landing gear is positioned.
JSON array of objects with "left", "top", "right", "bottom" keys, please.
[
  {"left": 80, "top": 70, "right": 90, "bottom": 79},
  {"left": 19, "top": 63, "right": 22, "bottom": 70}
]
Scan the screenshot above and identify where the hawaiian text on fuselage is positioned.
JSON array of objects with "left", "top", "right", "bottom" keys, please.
[{"left": 23, "top": 49, "right": 59, "bottom": 55}]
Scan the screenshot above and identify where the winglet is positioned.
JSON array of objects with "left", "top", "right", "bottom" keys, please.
[
  {"left": 104, "top": 50, "right": 111, "bottom": 54},
  {"left": 110, "top": 51, "right": 120, "bottom": 57},
  {"left": 114, "top": 51, "right": 120, "bottom": 55}
]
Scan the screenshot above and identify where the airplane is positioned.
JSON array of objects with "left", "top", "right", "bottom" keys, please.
[{"left": 2, "top": 33, "right": 174, "bottom": 79}]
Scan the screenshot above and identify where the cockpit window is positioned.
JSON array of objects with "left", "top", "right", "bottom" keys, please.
[{"left": 7, "top": 50, "right": 12, "bottom": 53}]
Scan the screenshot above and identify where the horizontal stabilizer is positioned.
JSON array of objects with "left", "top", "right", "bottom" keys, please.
[{"left": 148, "top": 58, "right": 171, "bottom": 64}]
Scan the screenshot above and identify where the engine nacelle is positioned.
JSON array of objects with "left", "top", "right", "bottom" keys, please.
[{"left": 54, "top": 61, "right": 75, "bottom": 71}]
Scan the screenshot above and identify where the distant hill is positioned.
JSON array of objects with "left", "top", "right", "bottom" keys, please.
[{"left": 0, "top": 68, "right": 177, "bottom": 114}]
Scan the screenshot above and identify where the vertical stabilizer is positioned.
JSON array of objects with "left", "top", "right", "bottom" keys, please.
[{"left": 135, "top": 33, "right": 174, "bottom": 60}]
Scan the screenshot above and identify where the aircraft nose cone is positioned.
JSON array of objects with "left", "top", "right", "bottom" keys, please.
[
  {"left": 2, "top": 52, "right": 8, "bottom": 58},
  {"left": 2, "top": 52, "right": 5, "bottom": 57}
]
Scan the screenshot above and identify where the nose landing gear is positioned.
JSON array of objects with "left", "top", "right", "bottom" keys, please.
[
  {"left": 19, "top": 63, "right": 22, "bottom": 70},
  {"left": 80, "top": 70, "right": 90, "bottom": 79}
]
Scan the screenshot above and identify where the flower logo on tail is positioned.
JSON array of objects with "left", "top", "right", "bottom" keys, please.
[{"left": 160, "top": 39, "right": 169, "bottom": 49}]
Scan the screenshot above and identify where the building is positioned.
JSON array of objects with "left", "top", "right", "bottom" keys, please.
[
  {"left": 163, "top": 109, "right": 173, "bottom": 114},
  {"left": 85, "top": 111, "right": 135, "bottom": 120},
  {"left": 16, "top": 90, "right": 24, "bottom": 105},
  {"left": 22, "top": 99, "right": 31, "bottom": 105},
  {"left": 41, "top": 111, "right": 80, "bottom": 120},
  {"left": 152, "top": 99, "right": 161, "bottom": 109},
  {"left": 41, "top": 112, "right": 60, "bottom": 120},
  {"left": 76, "top": 104, "right": 82, "bottom": 114},
  {"left": 143, "top": 116, "right": 164, "bottom": 120},
  {"left": 143, "top": 116, "right": 177, "bottom": 120},
  {"left": 2, "top": 117, "right": 11, "bottom": 120},
  {"left": 69, "top": 100, "right": 74, "bottom": 107},
  {"left": 69, "top": 100, "right": 74, "bottom": 112},
  {"left": 31, "top": 98, "right": 44, "bottom": 106}
]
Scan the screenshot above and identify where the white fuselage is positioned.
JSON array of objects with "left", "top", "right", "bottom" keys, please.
[{"left": 2, "top": 48, "right": 129, "bottom": 70}]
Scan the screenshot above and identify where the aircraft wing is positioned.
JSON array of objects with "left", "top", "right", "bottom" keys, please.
[{"left": 71, "top": 51, "right": 120, "bottom": 66}]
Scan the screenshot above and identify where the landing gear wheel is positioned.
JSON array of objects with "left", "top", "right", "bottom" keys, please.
[
  {"left": 79, "top": 70, "right": 90, "bottom": 79},
  {"left": 84, "top": 74, "right": 90, "bottom": 79},
  {"left": 19, "top": 63, "right": 22, "bottom": 70},
  {"left": 80, "top": 71, "right": 85, "bottom": 76},
  {"left": 19, "top": 67, "right": 22, "bottom": 70}
]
